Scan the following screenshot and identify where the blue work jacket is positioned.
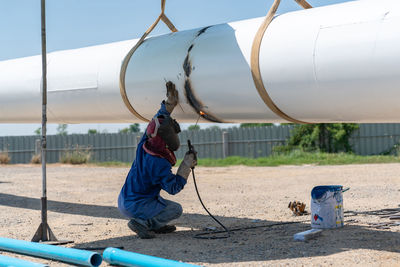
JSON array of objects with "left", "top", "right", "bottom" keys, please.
[{"left": 118, "top": 102, "right": 187, "bottom": 220}]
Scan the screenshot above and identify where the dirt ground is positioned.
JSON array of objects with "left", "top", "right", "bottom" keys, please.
[{"left": 0, "top": 163, "right": 400, "bottom": 266}]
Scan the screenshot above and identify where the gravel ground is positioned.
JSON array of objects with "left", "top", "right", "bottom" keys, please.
[{"left": 0, "top": 163, "right": 400, "bottom": 266}]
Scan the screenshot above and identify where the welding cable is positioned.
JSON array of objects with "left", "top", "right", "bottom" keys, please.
[
  {"left": 191, "top": 168, "right": 310, "bottom": 239},
  {"left": 191, "top": 169, "right": 231, "bottom": 239}
]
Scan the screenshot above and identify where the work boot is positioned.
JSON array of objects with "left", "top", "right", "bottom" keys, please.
[
  {"left": 153, "top": 225, "right": 176, "bottom": 234},
  {"left": 128, "top": 220, "right": 155, "bottom": 239}
]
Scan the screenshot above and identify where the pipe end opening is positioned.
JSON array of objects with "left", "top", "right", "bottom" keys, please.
[{"left": 90, "top": 253, "right": 103, "bottom": 267}]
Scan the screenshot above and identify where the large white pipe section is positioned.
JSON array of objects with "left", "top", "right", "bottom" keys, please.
[{"left": 0, "top": 0, "right": 400, "bottom": 123}]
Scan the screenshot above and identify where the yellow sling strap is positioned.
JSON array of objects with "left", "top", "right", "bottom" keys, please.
[
  {"left": 119, "top": 0, "right": 178, "bottom": 122},
  {"left": 250, "top": 0, "right": 312, "bottom": 124}
]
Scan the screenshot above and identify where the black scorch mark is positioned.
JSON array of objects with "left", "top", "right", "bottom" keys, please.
[
  {"left": 181, "top": 25, "right": 223, "bottom": 123},
  {"left": 184, "top": 80, "right": 221, "bottom": 123},
  {"left": 196, "top": 26, "right": 211, "bottom": 37},
  {"left": 183, "top": 54, "right": 191, "bottom": 77}
]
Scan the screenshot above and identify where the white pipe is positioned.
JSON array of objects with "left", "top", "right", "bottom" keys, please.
[{"left": 0, "top": 0, "right": 399, "bottom": 123}]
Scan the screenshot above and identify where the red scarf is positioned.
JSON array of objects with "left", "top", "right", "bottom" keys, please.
[{"left": 143, "top": 135, "right": 177, "bottom": 166}]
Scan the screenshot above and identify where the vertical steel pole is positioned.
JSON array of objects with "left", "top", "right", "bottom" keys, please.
[
  {"left": 222, "top": 131, "right": 229, "bottom": 158},
  {"left": 40, "top": 0, "right": 48, "bottom": 241},
  {"left": 32, "top": 0, "right": 58, "bottom": 242}
]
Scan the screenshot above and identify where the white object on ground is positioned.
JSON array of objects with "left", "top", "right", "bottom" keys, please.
[{"left": 293, "top": 229, "right": 323, "bottom": 241}]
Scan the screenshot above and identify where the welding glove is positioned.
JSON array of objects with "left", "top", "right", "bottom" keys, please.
[
  {"left": 165, "top": 81, "right": 179, "bottom": 113},
  {"left": 177, "top": 151, "right": 197, "bottom": 180}
]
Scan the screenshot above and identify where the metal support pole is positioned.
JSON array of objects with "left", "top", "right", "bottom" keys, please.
[
  {"left": 32, "top": 0, "right": 64, "bottom": 243},
  {"left": 35, "top": 139, "right": 41, "bottom": 156},
  {"left": 222, "top": 131, "right": 229, "bottom": 158}
]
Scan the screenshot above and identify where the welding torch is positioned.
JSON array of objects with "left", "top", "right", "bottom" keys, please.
[{"left": 187, "top": 140, "right": 197, "bottom": 169}]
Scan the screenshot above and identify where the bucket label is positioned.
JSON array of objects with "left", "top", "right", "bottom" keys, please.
[{"left": 313, "top": 214, "right": 323, "bottom": 222}]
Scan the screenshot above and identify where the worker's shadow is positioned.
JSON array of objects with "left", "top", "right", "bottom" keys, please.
[
  {"left": 74, "top": 212, "right": 400, "bottom": 264},
  {"left": 1, "top": 192, "right": 400, "bottom": 263},
  {"left": 0, "top": 192, "right": 124, "bottom": 219}
]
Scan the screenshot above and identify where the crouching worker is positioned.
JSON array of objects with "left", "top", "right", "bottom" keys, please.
[{"left": 118, "top": 82, "right": 197, "bottom": 239}]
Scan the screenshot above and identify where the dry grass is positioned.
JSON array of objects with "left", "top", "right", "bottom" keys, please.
[
  {"left": 0, "top": 151, "right": 10, "bottom": 164},
  {"left": 60, "top": 146, "right": 91, "bottom": 164},
  {"left": 30, "top": 154, "right": 41, "bottom": 164}
]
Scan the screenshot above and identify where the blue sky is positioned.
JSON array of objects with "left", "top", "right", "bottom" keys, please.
[{"left": 0, "top": 0, "right": 353, "bottom": 136}]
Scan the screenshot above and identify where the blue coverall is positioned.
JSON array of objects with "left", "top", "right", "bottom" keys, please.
[{"left": 118, "top": 102, "right": 187, "bottom": 226}]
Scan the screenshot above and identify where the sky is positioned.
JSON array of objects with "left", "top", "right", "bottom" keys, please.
[{"left": 0, "top": 0, "right": 353, "bottom": 136}]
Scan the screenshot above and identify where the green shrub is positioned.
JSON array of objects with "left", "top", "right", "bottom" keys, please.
[
  {"left": 60, "top": 146, "right": 91, "bottom": 164},
  {"left": 285, "top": 123, "right": 359, "bottom": 153}
]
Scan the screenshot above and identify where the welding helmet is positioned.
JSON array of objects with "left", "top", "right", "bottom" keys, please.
[{"left": 147, "top": 115, "right": 181, "bottom": 151}]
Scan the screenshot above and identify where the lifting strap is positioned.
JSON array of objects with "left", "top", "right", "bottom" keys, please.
[
  {"left": 250, "top": 0, "right": 312, "bottom": 124},
  {"left": 119, "top": 0, "right": 178, "bottom": 122}
]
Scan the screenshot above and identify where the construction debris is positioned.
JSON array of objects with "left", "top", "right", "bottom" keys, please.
[{"left": 288, "top": 201, "right": 308, "bottom": 216}]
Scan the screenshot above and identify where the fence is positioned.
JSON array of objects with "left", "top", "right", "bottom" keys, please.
[{"left": 1, "top": 124, "right": 400, "bottom": 164}]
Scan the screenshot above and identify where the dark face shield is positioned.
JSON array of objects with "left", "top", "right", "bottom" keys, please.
[{"left": 158, "top": 116, "right": 181, "bottom": 151}]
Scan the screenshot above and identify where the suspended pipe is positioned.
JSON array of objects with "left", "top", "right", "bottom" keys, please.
[
  {"left": 0, "top": 237, "right": 102, "bottom": 267},
  {"left": 0, "top": 254, "right": 49, "bottom": 267},
  {"left": 0, "top": 0, "right": 400, "bottom": 123},
  {"left": 103, "top": 247, "right": 198, "bottom": 267}
]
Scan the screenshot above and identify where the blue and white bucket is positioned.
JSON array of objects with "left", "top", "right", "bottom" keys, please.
[{"left": 311, "top": 185, "right": 344, "bottom": 229}]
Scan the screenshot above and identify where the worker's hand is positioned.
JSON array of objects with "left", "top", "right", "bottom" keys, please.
[
  {"left": 165, "top": 81, "right": 179, "bottom": 113},
  {"left": 185, "top": 150, "right": 197, "bottom": 168},
  {"left": 177, "top": 152, "right": 197, "bottom": 180},
  {"left": 188, "top": 145, "right": 198, "bottom": 163}
]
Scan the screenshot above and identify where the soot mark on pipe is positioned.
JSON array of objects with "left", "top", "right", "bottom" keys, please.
[
  {"left": 196, "top": 26, "right": 211, "bottom": 37},
  {"left": 184, "top": 80, "right": 221, "bottom": 123},
  {"left": 183, "top": 54, "right": 192, "bottom": 77},
  {"left": 181, "top": 25, "right": 222, "bottom": 123}
]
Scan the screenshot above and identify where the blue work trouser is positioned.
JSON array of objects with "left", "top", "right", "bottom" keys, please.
[{"left": 133, "top": 199, "right": 183, "bottom": 230}]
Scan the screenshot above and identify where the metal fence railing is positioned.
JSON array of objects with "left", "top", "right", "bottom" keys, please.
[{"left": 1, "top": 124, "right": 400, "bottom": 164}]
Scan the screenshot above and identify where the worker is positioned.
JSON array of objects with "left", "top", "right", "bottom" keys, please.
[{"left": 118, "top": 81, "right": 197, "bottom": 239}]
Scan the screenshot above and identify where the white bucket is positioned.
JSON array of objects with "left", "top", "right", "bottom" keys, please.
[{"left": 311, "top": 185, "right": 344, "bottom": 229}]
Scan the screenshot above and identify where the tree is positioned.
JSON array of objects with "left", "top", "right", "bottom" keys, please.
[
  {"left": 240, "top": 123, "right": 273, "bottom": 128},
  {"left": 34, "top": 127, "right": 41, "bottom": 135},
  {"left": 56, "top": 124, "right": 68, "bottom": 136},
  {"left": 188, "top": 125, "right": 200, "bottom": 131},
  {"left": 129, "top": 123, "right": 140, "bottom": 133},
  {"left": 118, "top": 128, "right": 129, "bottom": 134},
  {"left": 87, "top": 129, "right": 98, "bottom": 134},
  {"left": 207, "top": 125, "right": 221, "bottom": 130},
  {"left": 119, "top": 123, "right": 140, "bottom": 134},
  {"left": 287, "top": 123, "right": 359, "bottom": 153}
]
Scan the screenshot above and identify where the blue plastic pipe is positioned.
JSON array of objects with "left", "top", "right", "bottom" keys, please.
[
  {"left": 0, "top": 237, "right": 102, "bottom": 267},
  {"left": 103, "top": 247, "right": 199, "bottom": 267},
  {"left": 0, "top": 254, "right": 49, "bottom": 267}
]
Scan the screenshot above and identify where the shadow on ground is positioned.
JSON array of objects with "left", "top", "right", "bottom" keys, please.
[
  {"left": 0, "top": 192, "right": 123, "bottom": 219},
  {"left": 74, "top": 215, "right": 400, "bottom": 264},
  {"left": 1, "top": 193, "right": 400, "bottom": 264}
]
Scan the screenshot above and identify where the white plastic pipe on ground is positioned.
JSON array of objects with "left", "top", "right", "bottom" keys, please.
[{"left": 0, "top": 0, "right": 399, "bottom": 124}]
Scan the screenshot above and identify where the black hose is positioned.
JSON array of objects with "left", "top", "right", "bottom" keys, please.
[
  {"left": 191, "top": 169, "right": 310, "bottom": 239},
  {"left": 188, "top": 138, "right": 307, "bottom": 239},
  {"left": 191, "top": 168, "right": 230, "bottom": 239}
]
